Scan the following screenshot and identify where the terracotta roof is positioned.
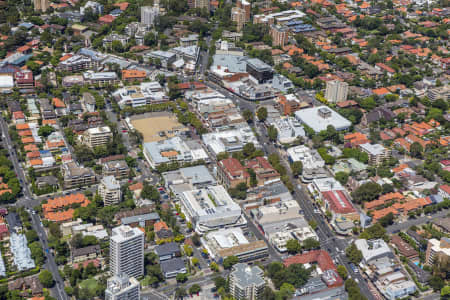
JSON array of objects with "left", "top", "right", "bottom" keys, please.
[
  {"left": 154, "top": 221, "right": 169, "bottom": 232},
  {"left": 45, "top": 209, "right": 75, "bottom": 222},
  {"left": 284, "top": 250, "right": 343, "bottom": 287},
  {"left": 16, "top": 123, "right": 30, "bottom": 130},
  {"left": 129, "top": 182, "right": 143, "bottom": 191},
  {"left": 27, "top": 151, "right": 41, "bottom": 159},
  {"left": 43, "top": 193, "right": 90, "bottom": 213},
  {"left": 30, "top": 159, "right": 43, "bottom": 166},
  {"left": 52, "top": 97, "right": 66, "bottom": 108},
  {"left": 122, "top": 69, "right": 147, "bottom": 80},
  {"left": 322, "top": 191, "right": 356, "bottom": 214},
  {"left": 372, "top": 87, "right": 390, "bottom": 96},
  {"left": 219, "top": 158, "right": 249, "bottom": 179},
  {"left": 21, "top": 137, "right": 35, "bottom": 144},
  {"left": 24, "top": 144, "right": 38, "bottom": 152}
]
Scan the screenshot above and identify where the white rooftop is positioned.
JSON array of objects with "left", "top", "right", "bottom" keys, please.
[{"left": 295, "top": 106, "right": 351, "bottom": 133}]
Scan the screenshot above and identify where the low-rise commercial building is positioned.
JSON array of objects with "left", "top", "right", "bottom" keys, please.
[
  {"left": 160, "top": 257, "right": 186, "bottom": 278},
  {"left": 180, "top": 185, "right": 245, "bottom": 234},
  {"left": 163, "top": 165, "right": 216, "bottom": 196},
  {"left": 113, "top": 82, "right": 168, "bottom": 108},
  {"left": 287, "top": 145, "right": 325, "bottom": 170},
  {"left": 202, "top": 126, "right": 260, "bottom": 156},
  {"left": 83, "top": 71, "right": 119, "bottom": 86},
  {"left": 143, "top": 137, "right": 209, "bottom": 169},
  {"left": 269, "top": 117, "right": 305, "bottom": 144},
  {"left": 202, "top": 228, "right": 268, "bottom": 263},
  {"left": 295, "top": 106, "right": 351, "bottom": 133}
]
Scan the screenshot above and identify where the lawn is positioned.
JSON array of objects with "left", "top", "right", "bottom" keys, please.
[{"left": 79, "top": 278, "right": 98, "bottom": 293}]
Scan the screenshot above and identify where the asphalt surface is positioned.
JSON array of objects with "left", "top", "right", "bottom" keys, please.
[
  {"left": 0, "top": 117, "right": 68, "bottom": 300},
  {"left": 386, "top": 209, "right": 450, "bottom": 233}
]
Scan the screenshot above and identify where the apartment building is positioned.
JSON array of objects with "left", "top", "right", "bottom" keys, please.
[
  {"left": 325, "top": 80, "right": 349, "bottom": 103},
  {"left": 231, "top": 7, "right": 247, "bottom": 32},
  {"left": 61, "top": 162, "right": 96, "bottom": 189},
  {"left": 105, "top": 273, "right": 140, "bottom": 300},
  {"left": 229, "top": 263, "right": 265, "bottom": 300},
  {"left": 141, "top": 6, "right": 159, "bottom": 26},
  {"left": 83, "top": 71, "right": 119, "bottom": 86},
  {"left": 110, "top": 225, "right": 145, "bottom": 278},
  {"left": 98, "top": 176, "right": 122, "bottom": 206},
  {"left": 359, "top": 143, "right": 390, "bottom": 165},
  {"left": 270, "top": 25, "right": 288, "bottom": 47},
  {"left": 34, "top": 0, "right": 49, "bottom": 11},
  {"left": 217, "top": 158, "right": 249, "bottom": 189},
  {"left": 102, "top": 160, "right": 130, "bottom": 179},
  {"left": 81, "top": 126, "right": 113, "bottom": 148},
  {"left": 58, "top": 55, "right": 100, "bottom": 72},
  {"left": 425, "top": 238, "right": 450, "bottom": 266}
]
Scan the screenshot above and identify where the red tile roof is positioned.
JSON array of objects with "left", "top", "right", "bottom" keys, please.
[{"left": 321, "top": 191, "right": 356, "bottom": 214}]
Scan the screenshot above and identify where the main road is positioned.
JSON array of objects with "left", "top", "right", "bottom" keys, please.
[
  {"left": 0, "top": 117, "right": 68, "bottom": 300},
  {"left": 201, "top": 81, "right": 377, "bottom": 300}
]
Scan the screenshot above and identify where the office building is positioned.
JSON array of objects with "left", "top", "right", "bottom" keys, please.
[
  {"left": 98, "top": 176, "right": 122, "bottom": 206},
  {"left": 160, "top": 257, "right": 187, "bottom": 278},
  {"left": 232, "top": 7, "right": 247, "bottom": 32},
  {"left": 270, "top": 25, "right": 288, "bottom": 47},
  {"left": 325, "top": 80, "right": 349, "bottom": 103},
  {"left": 180, "top": 185, "right": 245, "bottom": 234},
  {"left": 294, "top": 106, "right": 351, "bottom": 132},
  {"left": 229, "top": 263, "right": 265, "bottom": 300},
  {"left": 425, "top": 238, "right": 450, "bottom": 266},
  {"left": 34, "top": 0, "right": 49, "bottom": 11},
  {"left": 81, "top": 126, "right": 113, "bottom": 148},
  {"left": 105, "top": 273, "right": 140, "bottom": 300},
  {"left": 140, "top": 6, "right": 159, "bottom": 26},
  {"left": 83, "top": 71, "right": 119, "bottom": 86},
  {"left": 246, "top": 58, "right": 274, "bottom": 84},
  {"left": 110, "top": 225, "right": 145, "bottom": 278},
  {"left": 359, "top": 143, "right": 390, "bottom": 165},
  {"left": 146, "top": 51, "right": 177, "bottom": 69}
]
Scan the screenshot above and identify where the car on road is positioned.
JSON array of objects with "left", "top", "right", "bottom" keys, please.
[{"left": 349, "top": 263, "right": 359, "bottom": 273}]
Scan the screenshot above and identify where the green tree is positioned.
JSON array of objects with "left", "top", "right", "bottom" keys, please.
[
  {"left": 38, "top": 125, "right": 55, "bottom": 137},
  {"left": 256, "top": 107, "right": 268, "bottom": 122},
  {"left": 189, "top": 284, "right": 201, "bottom": 294},
  {"left": 243, "top": 143, "right": 256, "bottom": 158},
  {"left": 223, "top": 256, "right": 239, "bottom": 269},
  {"left": 302, "top": 237, "right": 320, "bottom": 250},
  {"left": 410, "top": 142, "right": 423, "bottom": 158},
  {"left": 429, "top": 276, "right": 444, "bottom": 292},
  {"left": 335, "top": 172, "right": 349, "bottom": 185},
  {"left": 210, "top": 262, "right": 219, "bottom": 272},
  {"left": 267, "top": 125, "right": 278, "bottom": 142},
  {"left": 359, "top": 223, "right": 387, "bottom": 241},
  {"left": 309, "top": 219, "right": 318, "bottom": 230},
  {"left": 337, "top": 265, "right": 348, "bottom": 280},
  {"left": 39, "top": 270, "right": 54, "bottom": 288},
  {"left": 352, "top": 182, "right": 382, "bottom": 204},
  {"left": 286, "top": 239, "right": 301, "bottom": 254},
  {"left": 291, "top": 161, "right": 303, "bottom": 177},
  {"left": 243, "top": 110, "right": 253, "bottom": 123},
  {"left": 378, "top": 212, "right": 394, "bottom": 227},
  {"left": 346, "top": 243, "right": 363, "bottom": 264},
  {"left": 175, "top": 287, "right": 187, "bottom": 299},
  {"left": 176, "top": 273, "right": 188, "bottom": 283}
]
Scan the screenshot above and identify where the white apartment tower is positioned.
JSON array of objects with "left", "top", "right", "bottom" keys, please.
[
  {"left": 105, "top": 273, "right": 140, "bottom": 300},
  {"left": 98, "top": 176, "right": 121, "bottom": 206},
  {"left": 325, "top": 80, "right": 349, "bottom": 103},
  {"left": 110, "top": 225, "right": 145, "bottom": 278},
  {"left": 34, "top": 0, "right": 50, "bottom": 11},
  {"left": 141, "top": 6, "right": 159, "bottom": 26},
  {"left": 81, "top": 126, "right": 113, "bottom": 148}
]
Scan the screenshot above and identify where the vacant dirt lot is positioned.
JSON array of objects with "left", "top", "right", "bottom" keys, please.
[{"left": 130, "top": 113, "right": 188, "bottom": 143}]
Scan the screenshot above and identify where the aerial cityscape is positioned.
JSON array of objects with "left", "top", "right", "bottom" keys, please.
[{"left": 0, "top": 0, "right": 448, "bottom": 299}]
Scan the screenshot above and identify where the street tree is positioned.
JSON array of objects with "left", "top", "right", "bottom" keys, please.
[
  {"left": 256, "top": 107, "right": 268, "bottom": 122},
  {"left": 286, "top": 239, "right": 301, "bottom": 254},
  {"left": 39, "top": 270, "right": 54, "bottom": 288},
  {"left": 267, "top": 125, "right": 278, "bottom": 142},
  {"left": 291, "top": 161, "right": 303, "bottom": 177}
]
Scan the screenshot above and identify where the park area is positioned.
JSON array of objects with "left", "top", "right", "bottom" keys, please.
[{"left": 129, "top": 112, "right": 188, "bottom": 143}]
